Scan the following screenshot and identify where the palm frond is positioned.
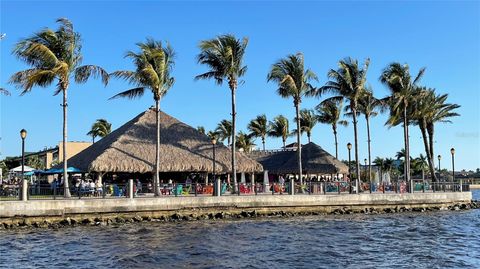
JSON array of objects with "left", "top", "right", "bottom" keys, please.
[
  {"left": 75, "top": 65, "right": 109, "bottom": 85},
  {"left": 109, "top": 87, "right": 145, "bottom": 100}
]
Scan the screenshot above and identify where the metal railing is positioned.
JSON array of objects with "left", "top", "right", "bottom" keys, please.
[{"left": 0, "top": 179, "right": 470, "bottom": 201}]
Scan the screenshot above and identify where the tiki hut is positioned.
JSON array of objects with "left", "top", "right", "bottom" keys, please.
[
  {"left": 66, "top": 108, "right": 263, "bottom": 174},
  {"left": 248, "top": 142, "right": 348, "bottom": 175}
]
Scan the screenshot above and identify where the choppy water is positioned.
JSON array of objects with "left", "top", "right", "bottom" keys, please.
[{"left": 1, "top": 191, "right": 479, "bottom": 269}]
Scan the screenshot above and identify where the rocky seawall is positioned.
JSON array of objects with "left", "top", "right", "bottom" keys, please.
[{"left": 1, "top": 197, "right": 477, "bottom": 230}]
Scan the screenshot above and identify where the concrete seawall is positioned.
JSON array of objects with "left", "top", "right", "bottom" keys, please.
[{"left": 0, "top": 192, "right": 472, "bottom": 219}]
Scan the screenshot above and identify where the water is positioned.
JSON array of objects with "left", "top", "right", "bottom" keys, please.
[{"left": 1, "top": 191, "right": 479, "bottom": 269}]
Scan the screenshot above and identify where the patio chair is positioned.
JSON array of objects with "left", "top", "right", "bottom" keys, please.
[
  {"left": 220, "top": 183, "right": 228, "bottom": 195},
  {"left": 173, "top": 184, "right": 183, "bottom": 196},
  {"left": 182, "top": 185, "right": 191, "bottom": 195}
]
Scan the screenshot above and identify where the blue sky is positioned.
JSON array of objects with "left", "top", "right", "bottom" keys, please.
[{"left": 1, "top": 0, "right": 479, "bottom": 170}]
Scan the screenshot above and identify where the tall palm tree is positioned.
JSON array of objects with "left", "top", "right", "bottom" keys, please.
[
  {"left": 215, "top": 119, "right": 233, "bottom": 147},
  {"left": 247, "top": 114, "right": 268, "bottom": 151},
  {"left": 236, "top": 131, "right": 256, "bottom": 153},
  {"left": 10, "top": 18, "right": 109, "bottom": 197},
  {"left": 380, "top": 63, "right": 425, "bottom": 184},
  {"left": 293, "top": 109, "right": 318, "bottom": 143},
  {"left": 195, "top": 34, "right": 248, "bottom": 192},
  {"left": 86, "top": 119, "right": 112, "bottom": 143},
  {"left": 267, "top": 53, "right": 317, "bottom": 186},
  {"left": 268, "top": 115, "right": 290, "bottom": 148},
  {"left": 314, "top": 57, "right": 369, "bottom": 186},
  {"left": 348, "top": 87, "right": 386, "bottom": 186},
  {"left": 316, "top": 99, "right": 348, "bottom": 159},
  {"left": 110, "top": 39, "right": 175, "bottom": 196}
]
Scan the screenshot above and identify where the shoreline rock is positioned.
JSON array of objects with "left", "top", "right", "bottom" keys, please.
[{"left": 1, "top": 200, "right": 478, "bottom": 231}]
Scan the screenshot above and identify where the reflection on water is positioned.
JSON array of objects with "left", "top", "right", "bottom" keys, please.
[{"left": 1, "top": 191, "right": 479, "bottom": 269}]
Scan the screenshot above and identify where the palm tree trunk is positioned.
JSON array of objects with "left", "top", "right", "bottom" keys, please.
[
  {"left": 352, "top": 107, "right": 361, "bottom": 190},
  {"left": 154, "top": 99, "right": 161, "bottom": 196},
  {"left": 366, "top": 116, "right": 372, "bottom": 188},
  {"left": 427, "top": 123, "right": 435, "bottom": 169},
  {"left": 295, "top": 99, "right": 303, "bottom": 188},
  {"left": 419, "top": 122, "right": 436, "bottom": 182},
  {"left": 62, "top": 88, "right": 70, "bottom": 197},
  {"left": 403, "top": 105, "right": 411, "bottom": 182},
  {"left": 283, "top": 139, "right": 286, "bottom": 149},
  {"left": 230, "top": 85, "right": 237, "bottom": 193},
  {"left": 333, "top": 125, "right": 338, "bottom": 159},
  {"left": 308, "top": 134, "right": 311, "bottom": 143}
]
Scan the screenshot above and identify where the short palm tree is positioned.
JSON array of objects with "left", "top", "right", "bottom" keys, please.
[
  {"left": 293, "top": 109, "right": 318, "bottom": 143},
  {"left": 267, "top": 53, "right": 317, "bottom": 186},
  {"left": 215, "top": 119, "right": 233, "bottom": 147},
  {"left": 247, "top": 114, "right": 268, "bottom": 151},
  {"left": 197, "top": 126, "right": 206, "bottom": 135},
  {"left": 110, "top": 39, "right": 175, "bottom": 196},
  {"left": 380, "top": 63, "right": 425, "bottom": 184},
  {"left": 195, "top": 34, "right": 248, "bottom": 192},
  {"left": 314, "top": 57, "right": 369, "bottom": 184},
  {"left": 411, "top": 154, "right": 428, "bottom": 178},
  {"left": 268, "top": 115, "right": 290, "bottom": 148},
  {"left": 236, "top": 131, "right": 256, "bottom": 153},
  {"left": 347, "top": 87, "right": 386, "bottom": 186},
  {"left": 87, "top": 119, "right": 112, "bottom": 143},
  {"left": 316, "top": 99, "right": 348, "bottom": 159},
  {"left": 10, "top": 18, "right": 109, "bottom": 197}
]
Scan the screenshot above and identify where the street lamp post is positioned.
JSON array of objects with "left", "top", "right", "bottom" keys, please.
[
  {"left": 20, "top": 129, "right": 27, "bottom": 201},
  {"left": 364, "top": 158, "right": 370, "bottom": 193},
  {"left": 347, "top": 143, "right": 352, "bottom": 194}
]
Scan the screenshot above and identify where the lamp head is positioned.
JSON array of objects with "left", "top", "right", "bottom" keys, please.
[
  {"left": 347, "top": 143, "right": 352, "bottom": 150},
  {"left": 438, "top": 155, "right": 441, "bottom": 160},
  {"left": 20, "top": 129, "right": 27, "bottom": 139},
  {"left": 212, "top": 138, "right": 217, "bottom": 145},
  {"left": 364, "top": 158, "right": 367, "bottom": 164},
  {"left": 450, "top": 148, "right": 455, "bottom": 155}
]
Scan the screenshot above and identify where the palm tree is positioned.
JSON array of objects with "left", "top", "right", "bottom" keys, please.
[
  {"left": 110, "top": 39, "right": 175, "bottom": 196},
  {"left": 424, "top": 91, "right": 460, "bottom": 179},
  {"left": 316, "top": 99, "right": 348, "bottom": 159},
  {"left": 314, "top": 57, "right": 369, "bottom": 185},
  {"left": 207, "top": 130, "right": 218, "bottom": 141},
  {"left": 267, "top": 53, "right": 317, "bottom": 186},
  {"left": 373, "top": 157, "right": 386, "bottom": 182},
  {"left": 268, "top": 115, "right": 290, "bottom": 148},
  {"left": 197, "top": 126, "right": 206, "bottom": 135},
  {"left": 293, "top": 109, "right": 318, "bottom": 143},
  {"left": 247, "top": 114, "right": 268, "bottom": 151},
  {"left": 349, "top": 87, "right": 386, "bottom": 186},
  {"left": 86, "top": 119, "right": 112, "bottom": 143},
  {"left": 215, "top": 119, "right": 233, "bottom": 147},
  {"left": 0, "top": 88, "right": 10, "bottom": 95},
  {"left": 10, "top": 18, "right": 109, "bottom": 197},
  {"left": 236, "top": 131, "right": 256, "bottom": 153},
  {"left": 195, "top": 34, "right": 248, "bottom": 192},
  {"left": 411, "top": 154, "right": 428, "bottom": 179},
  {"left": 380, "top": 63, "right": 425, "bottom": 184}
]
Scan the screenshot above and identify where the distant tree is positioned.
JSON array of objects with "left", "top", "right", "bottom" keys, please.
[
  {"left": 197, "top": 126, "right": 206, "bottom": 135},
  {"left": 26, "top": 155, "right": 45, "bottom": 170},
  {"left": 293, "top": 109, "right": 318, "bottom": 143},
  {"left": 87, "top": 119, "right": 112, "bottom": 143},
  {"left": 236, "top": 131, "right": 256, "bottom": 153},
  {"left": 247, "top": 114, "right": 268, "bottom": 151},
  {"left": 268, "top": 115, "right": 290, "bottom": 148},
  {"left": 215, "top": 119, "right": 233, "bottom": 147},
  {"left": 317, "top": 99, "right": 348, "bottom": 159}
]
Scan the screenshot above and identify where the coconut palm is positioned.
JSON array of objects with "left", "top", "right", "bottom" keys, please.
[
  {"left": 110, "top": 39, "right": 175, "bottom": 196},
  {"left": 10, "top": 18, "right": 109, "bottom": 197},
  {"left": 316, "top": 99, "right": 348, "bottom": 159},
  {"left": 347, "top": 87, "right": 386, "bottom": 186},
  {"left": 215, "top": 119, "right": 233, "bottom": 147},
  {"left": 207, "top": 130, "right": 218, "bottom": 141},
  {"left": 86, "top": 119, "right": 112, "bottom": 143},
  {"left": 236, "top": 131, "right": 256, "bottom": 153},
  {"left": 247, "top": 114, "right": 268, "bottom": 151},
  {"left": 380, "top": 63, "right": 425, "bottom": 184},
  {"left": 195, "top": 34, "right": 248, "bottom": 192},
  {"left": 314, "top": 57, "right": 369, "bottom": 185},
  {"left": 293, "top": 109, "right": 318, "bottom": 143},
  {"left": 197, "top": 126, "right": 206, "bottom": 135},
  {"left": 268, "top": 115, "right": 290, "bottom": 148},
  {"left": 267, "top": 53, "right": 317, "bottom": 186}
]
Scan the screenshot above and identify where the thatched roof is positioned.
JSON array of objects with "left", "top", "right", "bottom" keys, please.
[
  {"left": 248, "top": 142, "right": 348, "bottom": 174},
  {"left": 65, "top": 108, "right": 263, "bottom": 173}
]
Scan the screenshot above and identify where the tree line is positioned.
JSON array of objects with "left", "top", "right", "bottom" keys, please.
[{"left": 6, "top": 18, "right": 459, "bottom": 196}]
